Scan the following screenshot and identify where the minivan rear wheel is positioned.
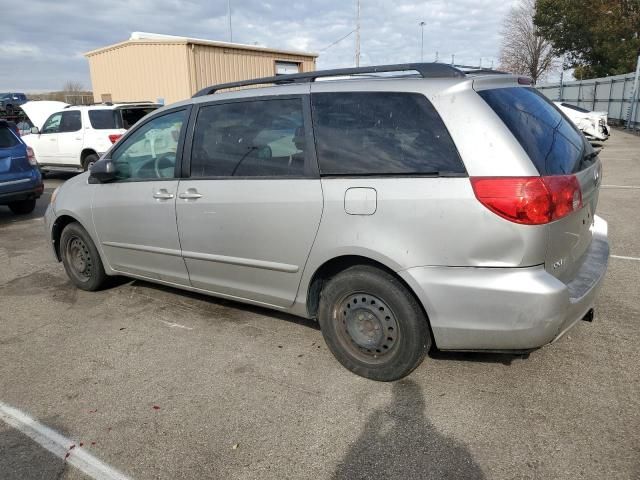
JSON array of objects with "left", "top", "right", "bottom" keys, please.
[
  {"left": 318, "top": 265, "right": 431, "bottom": 381},
  {"left": 60, "top": 222, "right": 107, "bottom": 291}
]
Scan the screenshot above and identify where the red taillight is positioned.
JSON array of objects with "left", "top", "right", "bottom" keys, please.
[
  {"left": 26, "top": 146, "right": 37, "bottom": 166},
  {"left": 108, "top": 134, "right": 123, "bottom": 144},
  {"left": 470, "top": 176, "right": 583, "bottom": 225}
]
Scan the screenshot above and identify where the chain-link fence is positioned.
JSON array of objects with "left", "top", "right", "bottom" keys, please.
[{"left": 537, "top": 71, "right": 640, "bottom": 130}]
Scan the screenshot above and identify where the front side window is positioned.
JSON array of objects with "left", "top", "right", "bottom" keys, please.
[
  {"left": 59, "top": 111, "right": 81, "bottom": 133},
  {"left": 190, "top": 98, "right": 309, "bottom": 177},
  {"left": 110, "top": 110, "right": 185, "bottom": 181},
  {"left": 42, "top": 113, "right": 63, "bottom": 134},
  {"left": 311, "top": 92, "right": 465, "bottom": 176}
]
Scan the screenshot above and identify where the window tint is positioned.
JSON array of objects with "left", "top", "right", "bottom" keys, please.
[
  {"left": 311, "top": 92, "right": 464, "bottom": 176},
  {"left": 110, "top": 110, "right": 185, "bottom": 181},
  {"left": 89, "top": 110, "right": 120, "bottom": 129},
  {"left": 59, "top": 111, "right": 81, "bottom": 133},
  {"left": 121, "top": 108, "right": 156, "bottom": 129},
  {"left": 42, "top": 113, "right": 63, "bottom": 134},
  {"left": 0, "top": 127, "right": 19, "bottom": 148},
  {"left": 479, "top": 88, "right": 587, "bottom": 175},
  {"left": 190, "top": 98, "right": 309, "bottom": 177}
]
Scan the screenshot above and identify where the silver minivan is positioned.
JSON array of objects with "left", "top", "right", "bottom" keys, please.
[{"left": 44, "top": 64, "right": 609, "bottom": 381}]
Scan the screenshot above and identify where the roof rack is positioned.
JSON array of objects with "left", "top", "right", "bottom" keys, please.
[{"left": 193, "top": 62, "right": 472, "bottom": 97}]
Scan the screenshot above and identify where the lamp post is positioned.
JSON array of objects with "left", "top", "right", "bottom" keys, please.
[{"left": 419, "top": 21, "right": 426, "bottom": 62}]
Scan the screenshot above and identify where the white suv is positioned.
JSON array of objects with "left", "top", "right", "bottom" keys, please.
[{"left": 22, "top": 103, "right": 159, "bottom": 173}]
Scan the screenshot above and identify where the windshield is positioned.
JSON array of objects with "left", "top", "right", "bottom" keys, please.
[{"left": 479, "top": 87, "right": 594, "bottom": 175}]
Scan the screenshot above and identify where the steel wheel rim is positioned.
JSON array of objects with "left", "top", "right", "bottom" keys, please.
[
  {"left": 66, "top": 236, "right": 92, "bottom": 281},
  {"left": 334, "top": 292, "right": 400, "bottom": 364}
]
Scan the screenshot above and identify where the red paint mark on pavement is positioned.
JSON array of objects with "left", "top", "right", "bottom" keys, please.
[
  {"left": 69, "top": 444, "right": 75, "bottom": 450},
  {"left": 152, "top": 405, "right": 161, "bottom": 410},
  {"left": 88, "top": 409, "right": 98, "bottom": 413},
  {"left": 79, "top": 442, "right": 84, "bottom": 447},
  {"left": 65, "top": 453, "right": 70, "bottom": 459},
  {"left": 91, "top": 441, "right": 97, "bottom": 446}
]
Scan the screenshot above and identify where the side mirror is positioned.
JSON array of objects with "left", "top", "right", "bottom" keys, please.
[
  {"left": 89, "top": 159, "right": 116, "bottom": 183},
  {"left": 30, "top": 126, "right": 40, "bottom": 135}
]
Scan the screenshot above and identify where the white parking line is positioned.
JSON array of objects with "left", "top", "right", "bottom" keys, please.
[
  {"left": 0, "top": 401, "right": 131, "bottom": 480},
  {"left": 601, "top": 184, "right": 640, "bottom": 190},
  {"left": 611, "top": 255, "right": 640, "bottom": 262}
]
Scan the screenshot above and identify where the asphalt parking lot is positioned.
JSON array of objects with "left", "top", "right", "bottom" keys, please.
[{"left": 1, "top": 131, "right": 639, "bottom": 480}]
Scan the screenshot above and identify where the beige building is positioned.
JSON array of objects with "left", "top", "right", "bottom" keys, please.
[{"left": 84, "top": 32, "right": 318, "bottom": 105}]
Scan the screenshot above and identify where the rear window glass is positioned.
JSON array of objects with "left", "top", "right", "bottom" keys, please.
[
  {"left": 89, "top": 110, "right": 121, "bottom": 129},
  {"left": 479, "top": 87, "right": 587, "bottom": 175},
  {"left": 0, "top": 127, "right": 19, "bottom": 148},
  {"left": 121, "top": 108, "right": 156, "bottom": 129},
  {"left": 311, "top": 92, "right": 465, "bottom": 176}
]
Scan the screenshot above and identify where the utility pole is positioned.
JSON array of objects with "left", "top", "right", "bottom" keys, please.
[
  {"left": 227, "top": 0, "right": 233, "bottom": 42},
  {"left": 451, "top": 54, "right": 455, "bottom": 66},
  {"left": 419, "top": 22, "right": 425, "bottom": 62},
  {"left": 435, "top": 51, "right": 439, "bottom": 62},
  {"left": 355, "top": 0, "right": 361, "bottom": 67}
]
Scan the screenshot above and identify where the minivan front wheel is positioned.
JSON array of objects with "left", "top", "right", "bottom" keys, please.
[
  {"left": 60, "top": 222, "right": 107, "bottom": 291},
  {"left": 318, "top": 265, "right": 431, "bottom": 381}
]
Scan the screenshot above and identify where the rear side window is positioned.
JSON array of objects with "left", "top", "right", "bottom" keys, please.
[
  {"left": 89, "top": 110, "right": 121, "bottom": 129},
  {"left": 0, "top": 127, "right": 19, "bottom": 148},
  {"left": 190, "top": 98, "right": 310, "bottom": 178},
  {"left": 311, "top": 92, "right": 464, "bottom": 176},
  {"left": 479, "top": 87, "right": 586, "bottom": 175}
]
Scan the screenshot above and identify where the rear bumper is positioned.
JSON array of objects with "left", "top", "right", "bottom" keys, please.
[
  {"left": 399, "top": 216, "right": 609, "bottom": 351},
  {"left": 0, "top": 178, "right": 44, "bottom": 204}
]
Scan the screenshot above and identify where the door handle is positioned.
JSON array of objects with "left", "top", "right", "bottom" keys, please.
[
  {"left": 153, "top": 189, "right": 175, "bottom": 200},
  {"left": 178, "top": 189, "right": 203, "bottom": 200}
]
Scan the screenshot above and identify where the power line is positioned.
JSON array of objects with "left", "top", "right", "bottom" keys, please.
[{"left": 318, "top": 29, "right": 356, "bottom": 53}]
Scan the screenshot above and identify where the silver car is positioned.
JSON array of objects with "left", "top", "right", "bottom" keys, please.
[{"left": 44, "top": 63, "right": 609, "bottom": 381}]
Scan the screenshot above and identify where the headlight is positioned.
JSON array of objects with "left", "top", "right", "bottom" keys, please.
[{"left": 50, "top": 186, "right": 60, "bottom": 205}]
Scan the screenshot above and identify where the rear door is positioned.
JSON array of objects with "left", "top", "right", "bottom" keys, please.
[
  {"left": 0, "top": 126, "right": 31, "bottom": 195},
  {"left": 176, "top": 95, "right": 323, "bottom": 307},
  {"left": 478, "top": 87, "right": 601, "bottom": 282},
  {"left": 56, "top": 110, "right": 84, "bottom": 165}
]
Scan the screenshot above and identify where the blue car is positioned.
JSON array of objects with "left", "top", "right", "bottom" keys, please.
[{"left": 0, "top": 120, "right": 43, "bottom": 214}]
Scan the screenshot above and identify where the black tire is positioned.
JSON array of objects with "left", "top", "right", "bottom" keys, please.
[
  {"left": 82, "top": 153, "right": 99, "bottom": 172},
  {"left": 318, "top": 265, "right": 431, "bottom": 381},
  {"left": 8, "top": 198, "right": 36, "bottom": 215},
  {"left": 60, "top": 222, "right": 108, "bottom": 291}
]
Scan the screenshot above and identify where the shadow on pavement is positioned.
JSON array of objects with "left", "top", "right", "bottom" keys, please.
[
  {"left": 123, "top": 279, "right": 322, "bottom": 331},
  {"left": 0, "top": 423, "right": 68, "bottom": 480},
  {"left": 429, "top": 349, "right": 529, "bottom": 366},
  {"left": 332, "top": 379, "right": 485, "bottom": 480}
]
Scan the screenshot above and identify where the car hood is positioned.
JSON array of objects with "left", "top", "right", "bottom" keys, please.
[{"left": 20, "top": 101, "right": 69, "bottom": 129}]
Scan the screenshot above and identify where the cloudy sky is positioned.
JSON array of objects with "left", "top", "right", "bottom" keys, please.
[{"left": 1, "top": 0, "right": 519, "bottom": 92}]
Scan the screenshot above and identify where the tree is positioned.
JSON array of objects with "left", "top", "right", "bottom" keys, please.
[
  {"left": 535, "top": 0, "right": 640, "bottom": 79},
  {"left": 498, "top": 0, "right": 557, "bottom": 84},
  {"left": 62, "top": 80, "right": 84, "bottom": 93}
]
